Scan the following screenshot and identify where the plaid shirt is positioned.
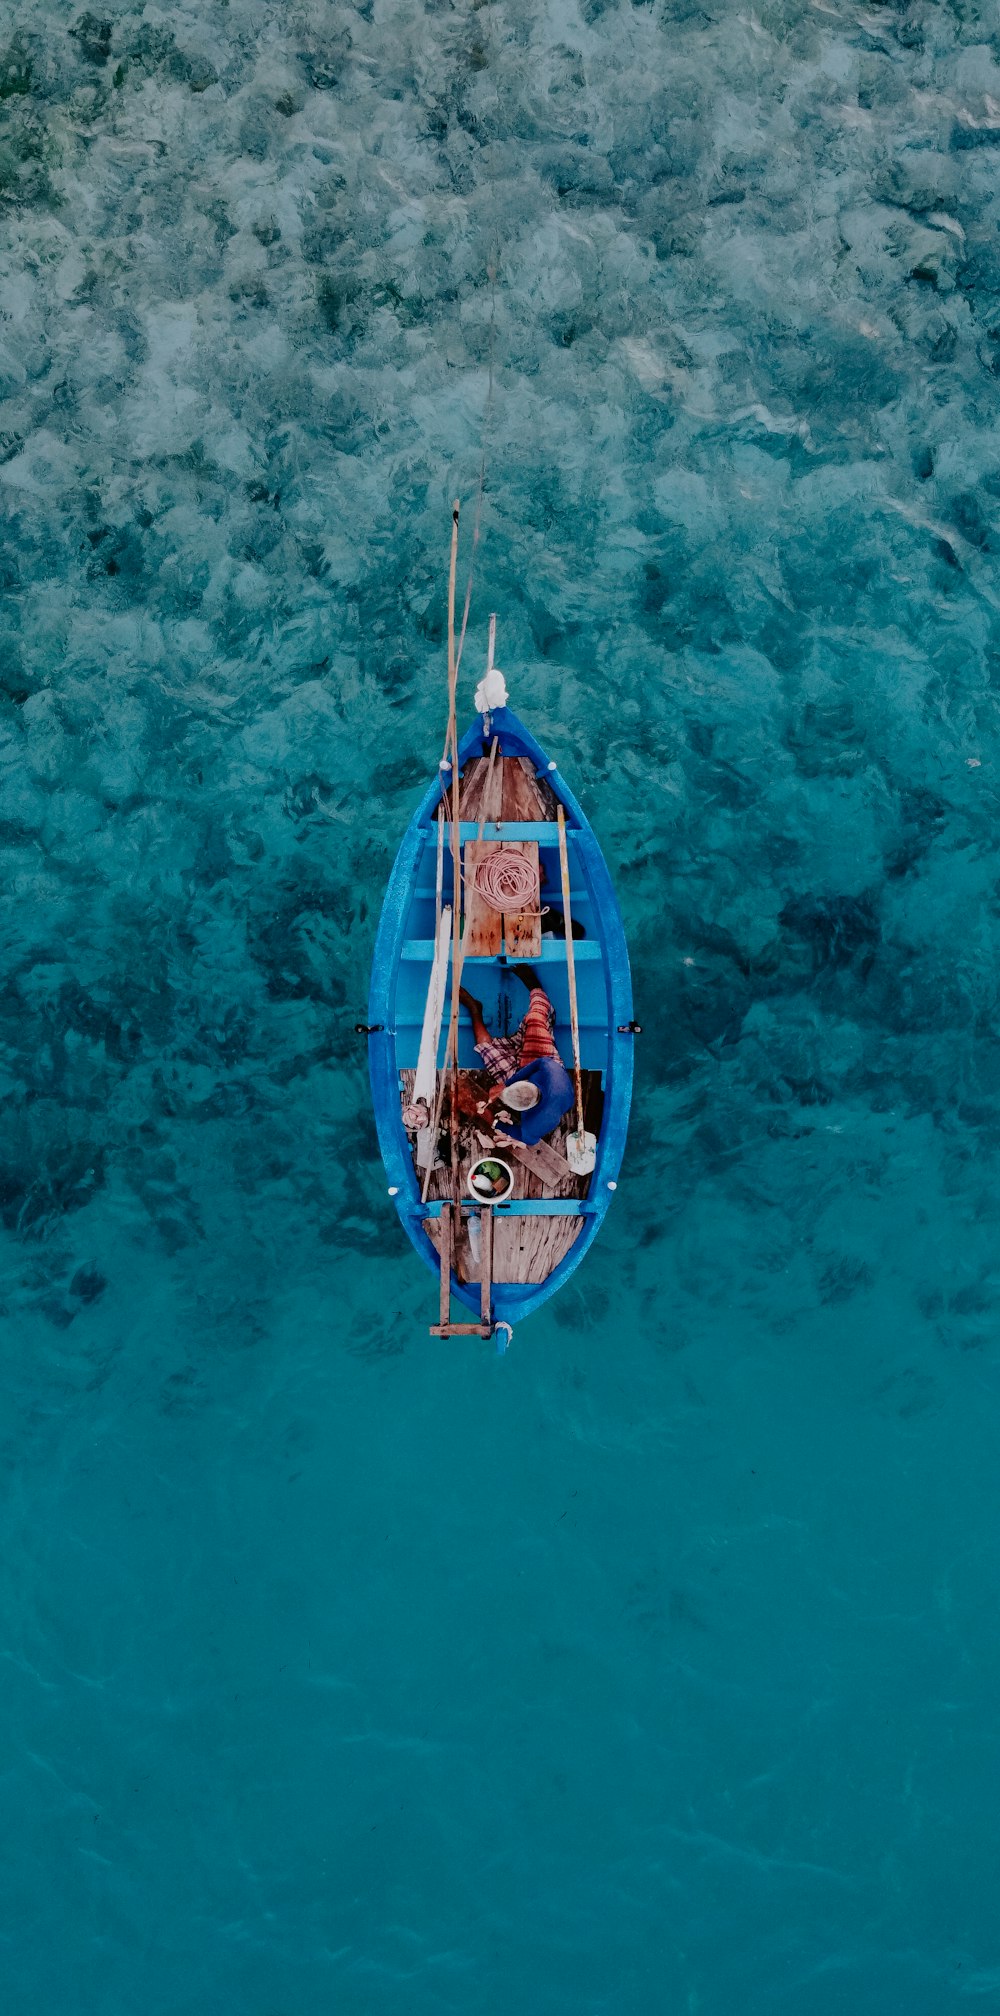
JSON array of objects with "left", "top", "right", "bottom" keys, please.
[{"left": 475, "top": 987, "right": 561, "bottom": 1084}]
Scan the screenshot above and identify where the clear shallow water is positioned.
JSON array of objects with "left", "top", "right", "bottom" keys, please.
[{"left": 3, "top": 0, "right": 1000, "bottom": 2008}]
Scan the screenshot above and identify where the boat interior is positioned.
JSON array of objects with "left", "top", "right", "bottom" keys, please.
[{"left": 393, "top": 749, "right": 609, "bottom": 1310}]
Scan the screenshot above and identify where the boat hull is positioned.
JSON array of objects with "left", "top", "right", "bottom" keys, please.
[{"left": 367, "top": 708, "right": 633, "bottom": 1329}]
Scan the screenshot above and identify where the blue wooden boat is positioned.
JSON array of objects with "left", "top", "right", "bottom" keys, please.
[{"left": 365, "top": 661, "right": 635, "bottom": 1348}]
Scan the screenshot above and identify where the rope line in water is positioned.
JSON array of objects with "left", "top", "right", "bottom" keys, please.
[
  {"left": 452, "top": 0, "right": 503, "bottom": 685},
  {"left": 474, "top": 848, "right": 539, "bottom": 913}
]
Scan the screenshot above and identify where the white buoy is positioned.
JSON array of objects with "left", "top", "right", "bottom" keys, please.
[{"left": 474, "top": 612, "right": 509, "bottom": 715}]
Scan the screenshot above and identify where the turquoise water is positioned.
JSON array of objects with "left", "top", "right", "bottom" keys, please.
[{"left": 4, "top": 0, "right": 1000, "bottom": 2007}]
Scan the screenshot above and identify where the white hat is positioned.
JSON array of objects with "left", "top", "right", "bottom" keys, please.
[{"left": 502, "top": 1079, "right": 541, "bottom": 1112}]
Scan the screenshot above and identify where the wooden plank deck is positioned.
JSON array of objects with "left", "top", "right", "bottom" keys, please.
[
  {"left": 459, "top": 754, "right": 556, "bottom": 823},
  {"left": 424, "top": 1202, "right": 584, "bottom": 1286},
  {"left": 465, "top": 836, "right": 542, "bottom": 959},
  {"left": 400, "top": 1068, "right": 603, "bottom": 1285},
  {"left": 460, "top": 751, "right": 506, "bottom": 824},
  {"left": 502, "top": 756, "right": 548, "bottom": 821},
  {"left": 489, "top": 1211, "right": 583, "bottom": 1284},
  {"left": 500, "top": 839, "right": 542, "bottom": 958},
  {"left": 463, "top": 840, "right": 503, "bottom": 956},
  {"left": 461, "top": 756, "right": 545, "bottom": 956}
]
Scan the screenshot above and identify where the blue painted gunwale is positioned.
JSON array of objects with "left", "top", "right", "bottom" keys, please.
[{"left": 367, "top": 706, "right": 633, "bottom": 1330}]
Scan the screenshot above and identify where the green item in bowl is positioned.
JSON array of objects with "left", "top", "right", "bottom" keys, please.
[{"left": 471, "top": 1157, "right": 510, "bottom": 1199}]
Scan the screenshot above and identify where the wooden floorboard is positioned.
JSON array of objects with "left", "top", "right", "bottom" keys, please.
[
  {"left": 460, "top": 760, "right": 484, "bottom": 822},
  {"left": 460, "top": 754, "right": 555, "bottom": 823},
  {"left": 493, "top": 1211, "right": 583, "bottom": 1284},
  {"left": 402, "top": 1067, "right": 600, "bottom": 1285},
  {"left": 423, "top": 1208, "right": 583, "bottom": 1286}
]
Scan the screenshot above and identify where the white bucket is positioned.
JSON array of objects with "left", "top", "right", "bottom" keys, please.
[{"left": 467, "top": 1155, "right": 514, "bottom": 1204}]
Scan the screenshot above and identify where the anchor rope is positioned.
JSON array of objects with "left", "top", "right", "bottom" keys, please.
[
  {"left": 453, "top": 254, "right": 498, "bottom": 684},
  {"left": 474, "top": 847, "right": 539, "bottom": 913},
  {"left": 448, "top": 0, "right": 504, "bottom": 693}
]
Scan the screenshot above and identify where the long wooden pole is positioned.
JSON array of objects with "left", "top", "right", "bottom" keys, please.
[
  {"left": 435, "top": 799, "right": 444, "bottom": 928},
  {"left": 479, "top": 1204, "right": 493, "bottom": 1329},
  {"left": 439, "top": 1201, "right": 452, "bottom": 1331},
  {"left": 422, "top": 523, "right": 504, "bottom": 1211},
  {"left": 446, "top": 501, "right": 462, "bottom": 1204},
  {"left": 556, "top": 805, "right": 585, "bottom": 1144}
]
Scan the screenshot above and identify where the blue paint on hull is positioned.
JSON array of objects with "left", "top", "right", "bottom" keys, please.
[{"left": 367, "top": 708, "right": 633, "bottom": 1330}]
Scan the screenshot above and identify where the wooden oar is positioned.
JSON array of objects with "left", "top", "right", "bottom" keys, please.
[
  {"left": 556, "top": 804, "right": 596, "bottom": 1176},
  {"left": 414, "top": 903, "right": 452, "bottom": 1169}
]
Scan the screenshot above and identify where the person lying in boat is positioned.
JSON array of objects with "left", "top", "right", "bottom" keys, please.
[{"left": 459, "top": 966, "right": 574, "bottom": 1147}]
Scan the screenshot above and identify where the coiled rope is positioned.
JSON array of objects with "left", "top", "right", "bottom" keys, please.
[{"left": 474, "top": 848, "right": 539, "bottom": 913}]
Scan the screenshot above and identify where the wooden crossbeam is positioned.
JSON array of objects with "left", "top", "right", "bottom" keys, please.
[
  {"left": 429, "top": 1322, "right": 494, "bottom": 1337},
  {"left": 422, "top": 1198, "right": 592, "bottom": 1218}
]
